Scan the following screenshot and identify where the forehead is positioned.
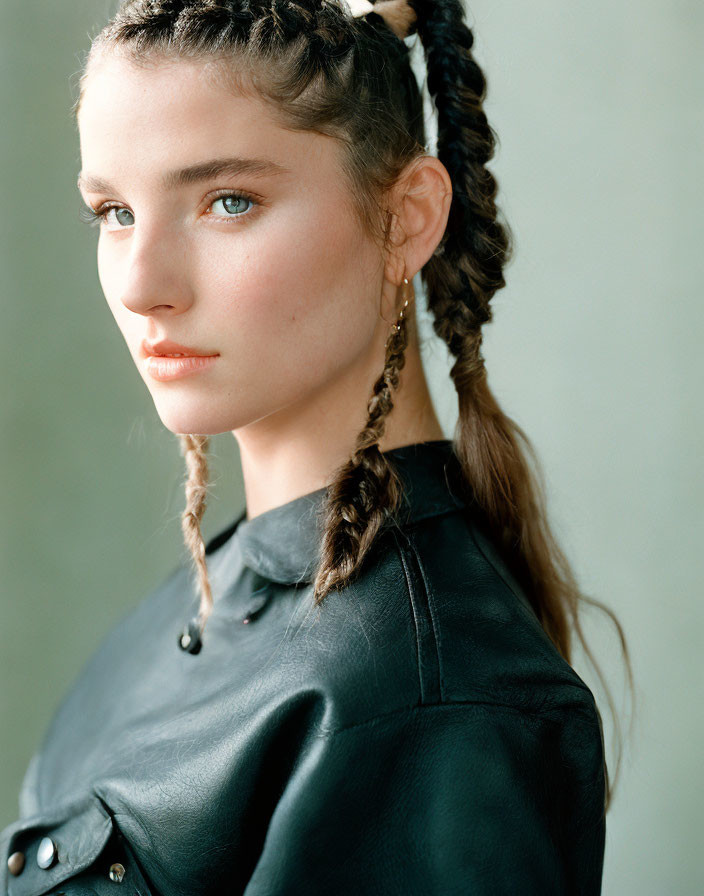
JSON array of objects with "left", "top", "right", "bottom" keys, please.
[{"left": 76, "top": 52, "right": 332, "bottom": 189}]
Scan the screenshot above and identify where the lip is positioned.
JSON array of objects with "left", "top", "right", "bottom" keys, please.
[
  {"left": 141, "top": 338, "right": 220, "bottom": 382},
  {"left": 143, "top": 354, "right": 219, "bottom": 382},
  {"left": 142, "top": 338, "right": 219, "bottom": 358}
]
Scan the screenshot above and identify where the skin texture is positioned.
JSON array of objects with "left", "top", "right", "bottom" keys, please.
[{"left": 77, "top": 53, "right": 453, "bottom": 518}]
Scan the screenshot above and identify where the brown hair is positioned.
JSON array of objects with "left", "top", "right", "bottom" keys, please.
[{"left": 73, "top": 0, "right": 633, "bottom": 811}]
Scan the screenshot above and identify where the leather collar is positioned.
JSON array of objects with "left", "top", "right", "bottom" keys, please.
[{"left": 205, "top": 439, "right": 467, "bottom": 586}]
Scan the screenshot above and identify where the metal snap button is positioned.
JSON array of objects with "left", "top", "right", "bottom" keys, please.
[
  {"left": 7, "top": 850, "right": 25, "bottom": 875},
  {"left": 36, "top": 836, "right": 58, "bottom": 869},
  {"left": 109, "top": 861, "right": 126, "bottom": 882}
]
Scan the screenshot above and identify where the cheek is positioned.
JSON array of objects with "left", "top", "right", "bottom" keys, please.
[{"left": 203, "top": 204, "right": 381, "bottom": 396}]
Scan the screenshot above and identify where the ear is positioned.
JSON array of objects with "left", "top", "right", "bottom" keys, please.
[{"left": 384, "top": 155, "right": 453, "bottom": 285}]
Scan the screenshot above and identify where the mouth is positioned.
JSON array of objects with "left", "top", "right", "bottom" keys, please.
[{"left": 140, "top": 338, "right": 220, "bottom": 381}]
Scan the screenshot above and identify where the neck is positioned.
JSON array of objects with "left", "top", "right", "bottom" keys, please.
[{"left": 234, "top": 318, "right": 446, "bottom": 520}]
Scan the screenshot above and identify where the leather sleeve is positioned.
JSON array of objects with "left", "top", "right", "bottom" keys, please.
[{"left": 243, "top": 700, "right": 606, "bottom": 896}]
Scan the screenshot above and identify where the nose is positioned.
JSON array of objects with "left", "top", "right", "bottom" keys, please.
[{"left": 118, "top": 226, "right": 194, "bottom": 317}]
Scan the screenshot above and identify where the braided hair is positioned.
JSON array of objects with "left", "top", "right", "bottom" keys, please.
[{"left": 74, "top": 0, "right": 632, "bottom": 812}]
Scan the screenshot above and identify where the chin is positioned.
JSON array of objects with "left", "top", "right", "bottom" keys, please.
[{"left": 152, "top": 399, "right": 240, "bottom": 437}]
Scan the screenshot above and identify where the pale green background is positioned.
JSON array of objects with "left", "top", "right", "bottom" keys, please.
[{"left": 1, "top": 1, "right": 702, "bottom": 893}]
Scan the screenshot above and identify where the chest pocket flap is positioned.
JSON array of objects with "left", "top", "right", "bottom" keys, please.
[{"left": 2, "top": 794, "right": 113, "bottom": 896}]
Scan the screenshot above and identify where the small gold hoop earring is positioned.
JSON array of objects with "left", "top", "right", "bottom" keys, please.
[{"left": 393, "top": 276, "right": 411, "bottom": 333}]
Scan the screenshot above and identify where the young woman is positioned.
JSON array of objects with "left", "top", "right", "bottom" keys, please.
[{"left": 2, "top": 0, "right": 632, "bottom": 893}]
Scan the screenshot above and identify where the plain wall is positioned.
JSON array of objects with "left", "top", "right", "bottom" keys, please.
[{"left": 1, "top": 1, "right": 702, "bottom": 893}]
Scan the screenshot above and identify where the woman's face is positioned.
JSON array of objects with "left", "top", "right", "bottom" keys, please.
[{"left": 77, "top": 53, "right": 387, "bottom": 437}]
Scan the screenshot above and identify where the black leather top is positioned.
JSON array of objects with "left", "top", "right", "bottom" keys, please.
[{"left": 1, "top": 439, "right": 606, "bottom": 895}]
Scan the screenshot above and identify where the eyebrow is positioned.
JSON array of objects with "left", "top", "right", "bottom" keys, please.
[{"left": 76, "top": 156, "right": 292, "bottom": 193}]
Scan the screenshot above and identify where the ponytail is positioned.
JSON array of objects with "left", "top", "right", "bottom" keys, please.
[{"left": 408, "top": 0, "right": 632, "bottom": 812}]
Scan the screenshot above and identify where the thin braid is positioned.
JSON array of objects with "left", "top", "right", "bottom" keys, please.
[
  {"left": 178, "top": 433, "right": 214, "bottom": 628},
  {"left": 311, "top": 279, "right": 412, "bottom": 603}
]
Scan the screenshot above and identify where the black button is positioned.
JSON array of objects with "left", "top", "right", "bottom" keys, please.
[
  {"left": 178, "top": 617, "right": 202, "bottom": 654},
  {"left": 241, "top": 589, "right": 271, "bottom": 624}
]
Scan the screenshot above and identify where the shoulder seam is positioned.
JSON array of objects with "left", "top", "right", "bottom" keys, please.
[{"left": 321, "top": 697, "right": 598, "bottom": 739}]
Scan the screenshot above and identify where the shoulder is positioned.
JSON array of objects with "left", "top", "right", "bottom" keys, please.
[
  {"left": 260, "top": 507, "right": 607, "bottom": 892},
  {"left": 289, "top": 503, "right": 601, "bottom": 736}
]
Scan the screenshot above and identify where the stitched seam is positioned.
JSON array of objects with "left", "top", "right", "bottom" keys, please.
[
  {"left": 321, "top": 697, "right": 595, "bottom": 738},
  {"left": 406, "top": 529, "right": 445, "bottom": 702},
  {"left": 389, "top": 526, "right": 442, "bottom": 704},
  {"left": 390, "top": 529, "right": 424, "bottom": 705}
]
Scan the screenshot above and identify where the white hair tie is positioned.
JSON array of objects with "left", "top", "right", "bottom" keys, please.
[
  {"left": 343, "top": 0, "right": 417, "bottom": 41},
  {"left": 345, "top": 0, "right": 375, "bottom": 17}
]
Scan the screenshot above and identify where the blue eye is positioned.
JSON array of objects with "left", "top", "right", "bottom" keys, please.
[
  {"left": 210, "top": 194, "right": 255, "bottom": 218},
  {"left": 78, "top": 204, "right": 133, "bottom": 228},
  {"left": 78, "top": 191, "right": 259, "bottom": 229},
  {"left": 107, "top": 207, "right": 134, "bottom": 227}
]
